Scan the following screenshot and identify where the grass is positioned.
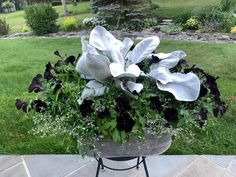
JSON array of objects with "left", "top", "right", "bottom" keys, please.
[
  {"left": 0, "top": 38, "right": 235, "bottom": 154},
  {"left": 152, "top": 0, "right": 220, "bottom": 19},
  {"left": 0, "top": 2, "right": 91, "bottom": 33}
]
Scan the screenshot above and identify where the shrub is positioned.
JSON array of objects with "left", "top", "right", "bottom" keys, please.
[
  {"left": 121, "top": 18, "right": 145, "bottom": 31},
  {"left": 83, "top": 17, "right": 107, "bottom": 29},
  {"left": 231, "top": 26, "right": 236, "bottom": 33},
  {"left": 51, "top": 1, "right": 61, "bottom": 6},
  {"left": 21, "top": 24, "right": 29, "bottom": 33},
  {"left": 160, "top": 23, "right": 183, "bottom": 34},
  {"left": 63, "top": 17, "right": 78, "bottom": 31},
  {"left": 1, "top": 0, "right": 14, "bottom": 9},
  {"left": 0, "top": 18, "right": 10, "bottom": 35},
  {"left": 185, "top": 17, "right": 199, "bottom": 30},
  {"left": 173, "top": 11, "right": 192, "bottom": 25},
  {"left": 24, "top": 3, "right": 58, "bottom": 35}
]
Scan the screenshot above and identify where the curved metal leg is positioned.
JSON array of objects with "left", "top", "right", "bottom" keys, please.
[
  {"left": 95, "top": 158, "right": 102, "bottom": 177},
  {"left": 136, "top": 157, "right": 140, "bottom": 169},
  {"left": 142, "top": 156, "right": 149, "bottom": 177}
]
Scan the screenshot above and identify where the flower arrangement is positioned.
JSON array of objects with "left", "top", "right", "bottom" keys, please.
[{"left": 16, "top": 26, "right": 227, "bottom": 155}]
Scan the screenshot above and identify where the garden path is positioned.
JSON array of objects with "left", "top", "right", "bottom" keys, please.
[
  {"left": 1, "top": 28, "right": 236, "bottom": 44},
  {"left": 0, "top": 155, "right": 236, "bottom": 177}
]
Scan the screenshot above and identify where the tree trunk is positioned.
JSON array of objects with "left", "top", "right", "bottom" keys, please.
[{"left": 61, "top": 0, "right": 69, "bottom": 16}]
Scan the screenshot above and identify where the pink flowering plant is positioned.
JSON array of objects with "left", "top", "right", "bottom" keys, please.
[{"left": 16, "top": 26, "right": 227, "bottom": 155}]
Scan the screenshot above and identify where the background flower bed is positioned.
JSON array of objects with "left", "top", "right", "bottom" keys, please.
[{"left": 0, "top": 38, "right": 235, "bottom": 154}]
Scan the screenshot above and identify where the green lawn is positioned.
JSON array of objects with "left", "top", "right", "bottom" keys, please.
[
  {"left": 0, "top": 38, "right": 235, "bottom": 154},
  {"left": 153, "top": 0, "right": 219, "bottom": 19},
  {"left": 0, "top": 2, "right": 91, "bottom": 34}
]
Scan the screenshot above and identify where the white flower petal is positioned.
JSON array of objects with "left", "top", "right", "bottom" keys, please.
[
  {"left": 151, "top": 51, "right": 186, "bottom": 69},
  {"left": 149, "top": 67, "right": 173, "bottom": 84},
  {"left": 120, "top": 37, "right": 134, "bottom": 57},
  {"left": 156, "top": 72, "right": 200, "bottom": 101},
  {"left": 126, "top": 64, "right": 141, "bottom": 77},
  {"left": 115, "top": 80, "right": 138, "bottom": 99},
  {"left": 127, "top": 36, "right": 160, "bottom": 64},
  {"left": 109, "top": 63, "right": 125, "bottom": 77},
  {"left": 81, "top": 37, "right": 88, "bottom": 53},
  {"left": 78, "top": 80, "right": 108, "bottom": 105},
  {"left": 127, "top": 81, "right": 143, "bottom": 93},
  {"left": 103, "top": 50, "right": 124, "bottom": 65},
  {"left": 89, "top": 26, "right": 124, "bottom": 51},
  {"left": 86, "top": 53, "right": 111, "bottom": 82},
  {"left": 75, "top": 53, "right": 94, "bottom": 79}
]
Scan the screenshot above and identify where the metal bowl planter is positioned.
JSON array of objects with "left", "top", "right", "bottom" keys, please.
[{"left": 90, "top": 133, "right": 172, "bottom": 157}]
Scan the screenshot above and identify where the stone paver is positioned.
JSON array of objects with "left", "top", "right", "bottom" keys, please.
[
  {"left": 23, "top": 155, "right": 92, "bottom": 177},
  {"left": 0, "top": 163, "right": 28, "bottom": 177},
  {"left": 228, "top": 159, "right": 236, "bottom": 176},
  {"left": 176, "top": 156, "right": 235, "bottom": 177},
  {"left": 0, "top": 156, "right": 22, "bottom": 172},
  {"left": 0, "top": 155, "right": 236, "bottom": 177}
]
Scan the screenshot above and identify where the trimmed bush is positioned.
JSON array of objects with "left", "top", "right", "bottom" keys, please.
[
  {"left": 63, "top": 17, "right": 78, "bottom": 31},
  {"left": 0, "top": 18, "right": 10, "bottom": 35},
  {"left": 24, "top": 3, "right": 58, "bottom": 35}
]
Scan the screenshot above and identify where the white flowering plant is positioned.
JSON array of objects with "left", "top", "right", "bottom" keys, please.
[{"left": 16, "top": 26, "right": 227, "bottom": 155}]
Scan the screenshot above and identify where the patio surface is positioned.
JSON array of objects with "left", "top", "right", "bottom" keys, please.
[{"left": 0, "top": 155, "right": 236, "bottom": 177}]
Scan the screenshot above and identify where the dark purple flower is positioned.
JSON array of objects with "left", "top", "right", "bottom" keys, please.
[
  {"left": 150, "top": 96, "right": 163, "bottom": 113},
  {"left": 28, "top": 74, "right": 43, "bottom": 93},
  {"left": 44, "top": 62, "right": 54, "bottom": 80},
  {"left": 149, "top": 55, "right": 161, "bottom": 65},
  {"left": 116, "top": 113, "right": 135, "bottom": 133},
  {"left": 32, "top": 100, "right": 47, "bottom": 113},
  {"left": 115, "top": 97, "right": 132, "bottom": 113},
  {"left": 198, "top": 107, "right": 208, "bottom": 120},
  {"left": 213, "top": 101, "right": 227, "bottom": 118},
  {"left": 53, "top": 81, "right": 62, "bottom": 93},
  {"left": 54, "top": 50, "right": 62, "bottom": 58},
  {"left": 164, "top": 108, "right": 178, "bottom": 123},
  {"left": 65, "top": 55, "right": 76, "bottom": 65},
  {"left": 79, "top": 100, "right": 94, "bottom": 117},
  {"left": 199, "top": 85, "right": 208, "bottom": 97},
  {"left": 15, "top": 99, "right": 30, "bottom": 113},
  {"left": 130, "top": 45, "right": 135, "bottom": 51},
  {"left": 97, "top": 108, "right": 110, "bottom": 119}
]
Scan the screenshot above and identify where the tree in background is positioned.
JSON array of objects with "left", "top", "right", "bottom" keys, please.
[{"left": 91, "top": 0, "right": 158, "bottom": 30}]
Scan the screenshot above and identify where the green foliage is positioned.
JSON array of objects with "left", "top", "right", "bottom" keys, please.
[
  {"left": 220, "top": 0, "right": 236, "bottom": 11},
  {"left": 161, "top": 23, "right": 183, "bottom": 34},
  {"left": 173, "top": 11, "right": 192, "bottom": 25},
  {"left": 0, "top": 18, "right": 9, "bottom": 35},
  {"left": 62, "top": 17, "right": 79, "bottom": 31},
  {"left": 24, "top": 3, "right": 59, "bottom": 35},
  {"left": 185, "top": 17, "right": 199, "bottom": 30},
  {"left": 1, "top": 0, "right": 14, "bottom": 9},
  {"left": 193, "top": 7, "right": 236, "bottom": 32},
  {"left": 121, "top": 18, "right": 145, "bottom": 31}
]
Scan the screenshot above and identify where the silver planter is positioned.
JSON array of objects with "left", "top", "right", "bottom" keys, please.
[{"left": 88, "top": 133, "right": 172, "bottom": 158}]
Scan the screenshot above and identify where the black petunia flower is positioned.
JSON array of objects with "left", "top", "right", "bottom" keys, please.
[
  {"left": 164, "top": 108, "right": 178, "bottom": 123},
  {"left": 53, "top": 81, "right": 62, "bottom": 93},
  {"left": 97, "top": 108, "right": 110, "bottom": 119},
  {"left": 65, "top": 55, "right": 76, "bottom": 65},
  {"left": 54, "top": 50, "right": 62, "bottom": 58},
  {"left": 150, "top": 96, "right": 163, "bottom": 113},
  {"left": 149, "top": 55, "right": 161, "bottom": 65},
  {"left": 15, "top": 99, "right": 30, "bottom": 113},
  {"left": 44, "top": 62, "right": 54, "bottom": 80},
  {"left": 28, "top": 74, "right": 43, "bottom": 93},
  {"left": 116, "top": 113, "right": 135, "bottom": 133},
  {"left": 79, "top": 100, "right": 94, "bottom": 117},
  {"left": 199, "top": 85, "right": 208, "bottom": 97},
  {"left": 115, "top": 97, "right": 132, "bottom": 113},
  {"left": 32, "top": 100, "right": 47, "bottom": 113},
  {"left": 198, "top": 107, "right": 208, "bottom": 120}
]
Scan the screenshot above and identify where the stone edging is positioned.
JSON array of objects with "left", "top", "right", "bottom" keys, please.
[{"left": 1, "top": 27, "right": 236, "bottom": 43}]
